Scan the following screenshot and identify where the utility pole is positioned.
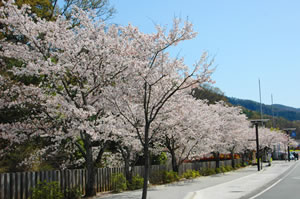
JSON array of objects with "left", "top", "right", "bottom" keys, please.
[
  {"left": 271, "top": 94, "right": 275, "bottom": 128},
  {"left": 250, "top": 119, "right": 269, "bottom": 171},
  {"left": 259, "top": 79, "right": 263, "bottom": 120}
]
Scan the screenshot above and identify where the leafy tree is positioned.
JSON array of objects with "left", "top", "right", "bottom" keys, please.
[
  {"left": 50, "top": 0, "right": 116, "bottom": 20},
  {"left": 15, "top": 0, "right": 53, "bottom": 18},
  {"left": 192, "top": 84, "right": 227, "bottom": 104}
]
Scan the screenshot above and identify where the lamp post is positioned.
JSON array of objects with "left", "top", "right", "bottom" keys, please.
[
  {"left": 283, "top": 128, "right": 296, "bottom": 162},
  {"left": 250, "top": 119, "right": 269, "bottom": 171}
]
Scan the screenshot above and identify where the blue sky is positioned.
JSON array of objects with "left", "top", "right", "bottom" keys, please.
[{"left": 109, "top": 0, "right": 300, "bottom": 108}]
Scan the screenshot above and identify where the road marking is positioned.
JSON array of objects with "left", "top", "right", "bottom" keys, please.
[
  {"left": 249, "top": 162, "right": 300, "bottom": 199},
  {"left": 292, "top": 176, "right": 300, "bottom": 180},
  {"left": 248, "top": 179, "right": 282, "bottom": 199},
  {"left": 281, "top": 161, "right": 300, "bottom": 180}
]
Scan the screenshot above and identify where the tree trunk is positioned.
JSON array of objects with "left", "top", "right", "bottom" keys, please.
[
  {"left": 241, "top": 152, "right": 245, "bottom": 166},
  {"left": 124, "top": 158, "right": 133, "bottom": 184},
  {"left": 142, "top": 125, "right": 150, "bottom": 199},
  {"left": 231, "top": 151, "right": 235, "bottom": 169},
  {"left": 213, "top": 152, "right": 220, "bottom": 169},
  {"left": 84, "top": 136, "right": 96, "bottom": 197},
  {"left": 170, "top": 150, "right": 179, "bottom": 172}
]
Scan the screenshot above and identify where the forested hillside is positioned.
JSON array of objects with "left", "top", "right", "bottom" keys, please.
[
  {"left": 192, "top": 86, "right": 300, "bottom": 139},
  {"left": 228, "top": 97, "right": 300, "bottom": 121},
  {"left": 226, "top": 98, "right": 300, "bottom": 139}
]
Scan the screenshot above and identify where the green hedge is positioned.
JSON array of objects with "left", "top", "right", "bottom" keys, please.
[
  {"left": 127, "top": 175, "right": 144, "bottom": 190},
  {"left": 112, "top": 173, "right": 127, "bottom": 193},
  {"left": 31, "top": 181, "right": 81, "bottom": 199},
  {"left": 150, "top": 170, "right": 179, "bottom": 184},
  {"left": 181, "top": 169, "right": 200, "bottom": 179}
]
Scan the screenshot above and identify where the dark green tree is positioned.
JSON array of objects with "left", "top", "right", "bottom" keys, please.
[
  {"left": 50, "top": 0, "right": 116, "bottom": 20},
  {"left": 192, "top": 84, "right": 227, "bottom": 104}
]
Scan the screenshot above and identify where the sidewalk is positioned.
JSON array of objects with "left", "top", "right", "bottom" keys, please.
[{"left": 95, "top": 161, "right": 297, "bottom": 199}]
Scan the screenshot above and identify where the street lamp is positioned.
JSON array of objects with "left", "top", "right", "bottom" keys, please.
[
  {"left": 250, "top": 119, "right": 269, "bottom": 171},
  {"left": 282, "top": 128, "right": 296, "bottom": 162}
]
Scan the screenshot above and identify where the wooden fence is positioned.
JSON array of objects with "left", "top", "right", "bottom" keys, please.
[{"left": 0, "top": 159, "right": 241, "bottom": 199}]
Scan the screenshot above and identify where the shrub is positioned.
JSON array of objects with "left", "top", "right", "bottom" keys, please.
[
  {"left": 236, "top": 163, "right": 241, "bottom": 168},
  {"left": 225, "top": 165, "right": 233, "bottom": 171},
  {"left": 215, "top": 168, "right": 221, "bottom": 174},
  {"left": 64, "top": 187, "right": 81, "bottom": 199},
  {"left": 31, "top": 181, "right": 63, "bottom": 199},
  {"left": 112, "top": 173, "right": 127, "bottom": 193},
  {"left": 163, "top": 171, "right": 180, "bottom": 183},
  {"left": 150, "top": 170, "right": 179, "bottom": 184},
  {"left": 220, "top": 166, "right": 227, "bottom": 173},
  {"left": 149, "top": 170, "right": 164, "bottom": 184},
  {"left": 182, "top": 169, "right": 200, "bottom": 179},
  {"left": 200, "top": 168, "right": 216, "bottom": 176},
  {"left": 127, "top": 175, "right": 144, "bottom": 190}
]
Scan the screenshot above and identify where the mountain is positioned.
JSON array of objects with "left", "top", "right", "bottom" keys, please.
[
  {"left": 272, "top": 104, "right": 300, "bottom": 112},
  {"left": 192, "top": 85, "right": 300, "bottom": 138},
  {"left": 227, "top": 97, "right": 300, "bottom": 121}
]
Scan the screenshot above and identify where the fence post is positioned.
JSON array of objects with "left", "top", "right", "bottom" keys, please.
[
  {"left": 0, "top": 173, "right": 3, "bottom": 199},
  {"left": 99, "top": 168, "right": 103, "bottom": 192},
  {"left": 82, "top": 169, "right": 86, "bottom": 195}
]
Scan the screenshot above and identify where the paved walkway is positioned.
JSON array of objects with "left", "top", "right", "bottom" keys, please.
[{"left": 94, "top": 161, "right": 297, "bottom": 199}]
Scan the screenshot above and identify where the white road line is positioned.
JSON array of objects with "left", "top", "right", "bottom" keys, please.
[
  {"left": 248, "top": 179, "right": 282, "bottom": 199},
  {"left": 249, "top": 162, "right": 300, "bottom": 199},
  {"left": 281, "top": 161, "right": 300, "bottom": 179}
]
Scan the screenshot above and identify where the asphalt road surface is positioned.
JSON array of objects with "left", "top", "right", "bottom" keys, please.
[{"left": 252, "top": 161, "right": 300, "bottom": 199}]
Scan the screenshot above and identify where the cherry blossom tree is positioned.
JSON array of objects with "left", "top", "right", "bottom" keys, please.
[
  {"left": 203, "top": 102, "right": 227, "bottom": 168},
  {"left": 156, "top": 93, "right": 213, "bottom": 172},
  {"left": 239, "top": 127, "right": 256, "bottom": 165},
  {"left": 1, "top": 1, "right": 215, "bottom": 198},
  {"left": 105, "top": 19, "right": 214, "bottom": 198},
  {"left": 263, "top": 129, "right": 298, "bottom": 157},
  {"left": 112, "top": 116, "right": 144, "bottom": 183},
  {"left": 0, "top": 1, "right": 131, "bottom": 196},
  {"left": 223, "top": 110, "right": 250, "bottom": 168},
  {"left": 208, "top": 102, "right": 250, "bottom": 168},
  {"left": 259, "top": 128, "right": 280, "bottom": 150}
]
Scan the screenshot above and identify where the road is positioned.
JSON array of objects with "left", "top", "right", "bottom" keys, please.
[
  {"left": 96, "top": 161, "right": 296, "bottom": 199},
  {"left": 251, "top": 161, "right": 300, "bottom": 199}
]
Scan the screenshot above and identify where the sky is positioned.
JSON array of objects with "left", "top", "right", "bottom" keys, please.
[{"left": 109, "top": 0, "right": 300, "bottom": 108}]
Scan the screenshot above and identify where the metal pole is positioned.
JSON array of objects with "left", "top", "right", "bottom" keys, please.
[
  {"left": 288, "top": 145, "right": 290, "bottom": 162},
  {"left": 287, "top": 131, "right": 290, "bottom": 162},
  {"left": 255, "top": 123, "right": 260, "bottom": 171},
  {"left": 271, "top": 94, "right": 275, "bottom": 128},
  {"left": 259, "top": 79, "right": 263, "bottom": 120}
]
